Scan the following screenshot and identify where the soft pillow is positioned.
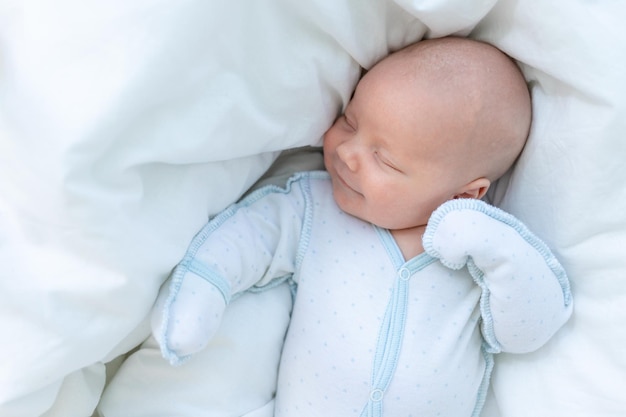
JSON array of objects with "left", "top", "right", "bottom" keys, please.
[{"left": 0, "top": 1, "right": 424, "bottom": 415}]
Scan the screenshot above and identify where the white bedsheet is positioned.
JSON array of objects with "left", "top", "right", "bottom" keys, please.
[{"left": 1, "top": 1, "right": 625, "bottom": 416}]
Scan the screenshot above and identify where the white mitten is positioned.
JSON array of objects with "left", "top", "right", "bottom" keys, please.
[
  {"left": 152, "top": 262, "right": 228, "bottom": 365},
  {"left": 423, "top": 199, "right": 572, "bottom": 353}
]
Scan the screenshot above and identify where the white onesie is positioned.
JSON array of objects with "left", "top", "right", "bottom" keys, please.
[{"left": 153, "top": 171, "right": 572, "bottom": 417}]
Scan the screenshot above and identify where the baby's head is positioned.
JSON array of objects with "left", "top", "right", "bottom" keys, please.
[{"left": 323, "top": 37, "right": 531, "bottom": 230}]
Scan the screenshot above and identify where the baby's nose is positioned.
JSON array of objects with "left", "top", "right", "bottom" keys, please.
[{"left": 337, "top": 142, "right": 359, "bottom": 172}]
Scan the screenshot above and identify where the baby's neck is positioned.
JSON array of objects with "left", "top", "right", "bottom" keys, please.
[{"left": 390, "top": 225, "right": 426, "bottom": 261}]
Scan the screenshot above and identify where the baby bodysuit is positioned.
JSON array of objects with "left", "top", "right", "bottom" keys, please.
[{"left": 154, "top": 171, "right": 572, "bottom": 417}]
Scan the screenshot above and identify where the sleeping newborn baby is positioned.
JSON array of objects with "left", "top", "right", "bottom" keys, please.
[{"left": 152, "top": 37, "right": 573, "bottom": 417}]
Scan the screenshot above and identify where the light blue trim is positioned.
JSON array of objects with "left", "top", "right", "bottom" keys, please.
[
  {"left": 294, "top": 170, "right": 319, "bottom": 272},
  {"left": 466, "top": 260, "right": 501, "bottom": 353},
  {"left": 158, "top": 260, "right": 193, "bottom": 365},
  {"left": 360, "top": 228, "right": 436, "bottom": 416},
  {"left": 471, "top": 344, "right": 495, "bottom": 417},
  {"left": 374, "top": 226, "right": 437, "bottom": 269},
  {"left": 361, "top": 271, "right": 409, "bottom": 417},
  {"left": 186, "top": 259, "right": 232, "bottom": 304},
  {"left": 374, "top": 226, "right": 406, "bottom": 268}
]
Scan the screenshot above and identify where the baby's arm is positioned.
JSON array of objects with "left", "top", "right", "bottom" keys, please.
[
  {"left": 423, "top": 199, "right": 573, "bottom": 354},
  {"left": 152, "top": 178, "right": 308, "bottom": 365}
]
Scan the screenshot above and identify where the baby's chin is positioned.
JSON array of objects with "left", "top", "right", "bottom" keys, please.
[
  {"left": 334, "top": 197, "right": 389, "bottom": 228},
  {"left": 332, "top": 190, "right": 367, "bottom": 221},
  {"left": 331, "top": 182, "right": 420, "bottom": 229}
]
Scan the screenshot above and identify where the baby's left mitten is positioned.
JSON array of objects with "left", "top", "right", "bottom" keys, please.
[{"left": 422, "top": 198, "right": 572, "bottom": 353}]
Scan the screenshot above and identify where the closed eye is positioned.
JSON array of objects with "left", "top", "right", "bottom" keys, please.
[
  {"left": 343, "top": 115, "right": 356, "bottom": 131},
  {"left": 375, "top": 151, "right": 402, "bottom": 173}
]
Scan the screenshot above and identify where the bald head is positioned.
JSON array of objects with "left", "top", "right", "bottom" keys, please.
[{"left": 371, "top": 37, "right": 531, "bottom": 182}]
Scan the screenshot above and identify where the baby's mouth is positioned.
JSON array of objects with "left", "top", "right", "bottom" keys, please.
[{"left": 335, "top": 170, "right": 362, "bottom": 196}]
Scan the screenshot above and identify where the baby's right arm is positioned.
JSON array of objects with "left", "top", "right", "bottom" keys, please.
[
  {"left": 151, "top": 266, "right": 228, "bottom": 363},
  {"left": 151, "top": 175, "right": 310, "bottom": 365}
]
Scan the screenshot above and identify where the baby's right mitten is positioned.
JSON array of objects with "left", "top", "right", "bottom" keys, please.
[{"left": 151, "top": 270, "right": 227, "bottom": 365}]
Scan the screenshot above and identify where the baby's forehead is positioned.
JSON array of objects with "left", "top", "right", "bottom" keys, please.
[{"left": 382, "top": 40, "right": 516, "bottom": 89}]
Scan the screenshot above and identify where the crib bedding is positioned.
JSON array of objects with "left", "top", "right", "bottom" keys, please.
[{"left": 1, "top": 0, "right": 625, "bottom": 416}]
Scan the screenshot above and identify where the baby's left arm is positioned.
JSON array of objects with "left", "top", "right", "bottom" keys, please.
[{"left": 423, "top": 199, "right": 573, "bottom": 354}]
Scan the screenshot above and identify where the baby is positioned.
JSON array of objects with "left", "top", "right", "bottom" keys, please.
[{"left": 152, "top": 37, "right": 572, "bottom": 417}]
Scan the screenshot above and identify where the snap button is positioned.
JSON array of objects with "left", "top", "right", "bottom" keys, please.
[
  {"left": 370, "top": 388, "right": 384, "bottom": 402},
  {"left": 399, "top": 267, "right": 411, "bottom": 281}
]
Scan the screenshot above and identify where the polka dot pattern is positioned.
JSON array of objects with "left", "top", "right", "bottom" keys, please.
[{"left": 160, "top": 173, "right": 571, "bottom": 416}]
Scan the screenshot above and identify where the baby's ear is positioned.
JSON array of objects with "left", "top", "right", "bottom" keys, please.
[{"left": 453, "top": 178, "right": 491, "bottom": 200}]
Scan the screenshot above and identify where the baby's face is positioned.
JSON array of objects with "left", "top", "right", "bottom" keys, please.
[{"left": 323, "top": 62, "right": 470, "bottom": 231}]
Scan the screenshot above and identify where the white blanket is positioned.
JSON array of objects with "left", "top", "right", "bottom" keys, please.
[{"left": 1, "top": 1, "right": 625, "bottom": 416}]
